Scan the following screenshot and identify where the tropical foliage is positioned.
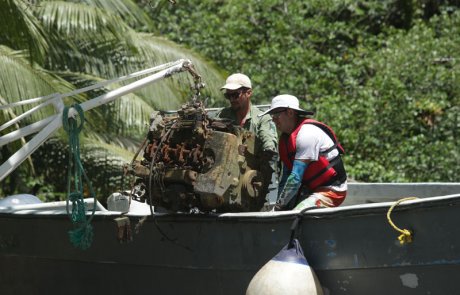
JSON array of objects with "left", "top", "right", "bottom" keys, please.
[
  {"left": 1, "top": 0, "right": 459, "bottom": 201},
  {"left": 148, "top": 0, "right": 460, "bottom": 182},
  {"left": 0, "top": 0, "right": 225, "bottom": 199}
]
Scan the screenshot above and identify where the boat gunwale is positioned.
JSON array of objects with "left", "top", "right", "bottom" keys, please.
[{"left": 1, "top": 193, "right": 460, "bottom": 223}]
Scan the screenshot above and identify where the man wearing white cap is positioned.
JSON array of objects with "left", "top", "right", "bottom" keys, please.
[
  {"left": 215, "top": 73, "right": 277, "bottom": 156},
  {"left": 259, "top": 94, "right": 347, "bottom": 210}
]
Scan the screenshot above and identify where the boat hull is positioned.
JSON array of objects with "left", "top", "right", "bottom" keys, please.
[{"left": 1, "top": 193, "right": 460, "bottom": 294}]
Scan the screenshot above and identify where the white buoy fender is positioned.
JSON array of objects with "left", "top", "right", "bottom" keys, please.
[
  {"left": 107, "top": 192, "right": 130, "bottom": 213},
  {"left": 0, "top": 194, "right": 42, "bottom": 206},
  {"left": 246, "top": 239, "right": 323, "bottom": 295}
]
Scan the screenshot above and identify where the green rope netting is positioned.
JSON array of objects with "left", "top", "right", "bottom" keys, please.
[{"left": 63, "top": 104, "right": 96, "bottom": 250}]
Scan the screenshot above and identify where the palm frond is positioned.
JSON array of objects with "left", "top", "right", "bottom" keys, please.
[
  {"left": 0, "top": 0, "right": 49, "bottom": 63},
  {"left": 35, "top": 2, "right": 143, "bottom": 78},
  {"left": 34, "top": 2, "right": 225, "bottom": 110},
  {"left": 34, "top": 1, "right": 133, "bottom": 42},
  {"left": 57, "top": 71, "right": 155, "bottom": 136},
  {"left": 82, "top": 137, "right": 137, "bottom": 163},
  {"left": 0, "top": 45, "right": 77, "bottom": 124},
  {"left": 46, "top": 42, "right": 132, "bottom": 80},
  {"left": 129, "top": 33, "right": 226, "bottom": 108},
  {"left": 80, "top": 0, "right": 154, "bottom": 29},
  {"left": 52, "top": 32, "right": 227, "bottom": 112}
]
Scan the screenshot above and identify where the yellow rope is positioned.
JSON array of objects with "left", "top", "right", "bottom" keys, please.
[{"left": 386, "top": 197, "right": 418, "bottom": 245}]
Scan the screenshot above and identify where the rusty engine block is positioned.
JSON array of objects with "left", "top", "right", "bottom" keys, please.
[{"left": 124, "top": 101, "right": 272, "bottom": 212}]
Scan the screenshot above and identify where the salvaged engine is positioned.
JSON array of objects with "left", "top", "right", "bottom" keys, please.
[{"left": 124, "top": 100, "right": 273, "bottom": 212}]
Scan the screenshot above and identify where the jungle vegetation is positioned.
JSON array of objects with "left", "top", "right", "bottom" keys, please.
[
  {"left": 148, "top": 0, "right": 460, "bottom": 182},
  {"left": 0, "top": 0, "right": 224, "bottom": 200},
  {"left": 1, "top": 0, "right": 459, "bottom": 201}
]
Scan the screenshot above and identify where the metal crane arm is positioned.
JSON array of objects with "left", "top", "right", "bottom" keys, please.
[{"left": 0, "top": 59, "right": 200, "bottom": 182}]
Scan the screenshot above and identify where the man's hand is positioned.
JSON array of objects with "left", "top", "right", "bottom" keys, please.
[
  {"left": 261, "top": 149, "right": 277, "bottom": 161},
  {"left": 273, "top": 203, "right": 285, "bottom": 211}
]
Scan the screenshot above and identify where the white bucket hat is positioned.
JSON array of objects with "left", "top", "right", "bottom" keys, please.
[
  {"left": 221, "top": 73, "right": 252, "bottom": 90},
  {"left": 258, "top": 94, "right": 314, "bottom": 117}
]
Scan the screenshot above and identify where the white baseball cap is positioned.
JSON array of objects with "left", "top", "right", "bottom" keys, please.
[
  {"left": 221, "top": 73, "right": 252, "bottom": 90},
  {"left": 258, "top": 94, "right": 314, "bottom": 117}
]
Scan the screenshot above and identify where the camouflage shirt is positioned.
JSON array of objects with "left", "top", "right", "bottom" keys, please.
[{"left": 214, "top": 104, "right": 278, "bottom": 154}]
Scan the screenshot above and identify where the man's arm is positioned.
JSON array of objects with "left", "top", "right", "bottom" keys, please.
[
  {"left": 276, "top": 160, "right": 309, "bottom": 210},
  {"left": 258, "top": 115, "right": 277, "bottom": 153}
]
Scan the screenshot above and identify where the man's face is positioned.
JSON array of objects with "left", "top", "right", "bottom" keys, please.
[
  {"left": 271, "top": 108, "right": 295, "bottom": 134},
  {"left": 224, "top": 88, "right": 251, "bottom": 111}
]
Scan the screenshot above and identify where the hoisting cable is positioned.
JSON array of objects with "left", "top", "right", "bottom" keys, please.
[
  {"left": 62, "top": 104, "right": 97, "bottom": 250},
  {"left": 183, "top": 62, "right": 205, "bottom": 101},
  {"left": 288, "top": 206, "right": 318, "bottom": 249},
  {"left": 386, "top": 197, "right": 418, "bottom": 245}
]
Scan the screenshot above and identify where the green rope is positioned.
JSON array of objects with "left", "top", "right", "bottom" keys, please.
[{"left": 63, "top": 104, "right": 96, "bottom": 250}]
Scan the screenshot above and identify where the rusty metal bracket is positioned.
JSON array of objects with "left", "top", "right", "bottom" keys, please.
[{"left": 114, "top": 216, "right": 133, "bottom": 243}]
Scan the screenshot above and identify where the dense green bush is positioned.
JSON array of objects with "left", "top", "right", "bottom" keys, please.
[{"left": 145, "top": 0, "right": 460, "bottom": 182}]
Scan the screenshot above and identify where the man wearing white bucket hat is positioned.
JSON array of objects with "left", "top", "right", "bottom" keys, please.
[
  {"left": 259, "top": 94, "right": 347, "bottom": 210},
  {"left": 215, "top": 73, "right": 277, "bottom": 157}
]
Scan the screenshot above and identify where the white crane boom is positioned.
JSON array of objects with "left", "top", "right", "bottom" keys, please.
[{"left": 0, "top": 59, "right": 200, "bottom": 182}]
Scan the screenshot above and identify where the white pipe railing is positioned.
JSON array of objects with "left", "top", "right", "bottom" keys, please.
[{"left": 0, "top": 59, "right": 191, "bottom": 182}]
